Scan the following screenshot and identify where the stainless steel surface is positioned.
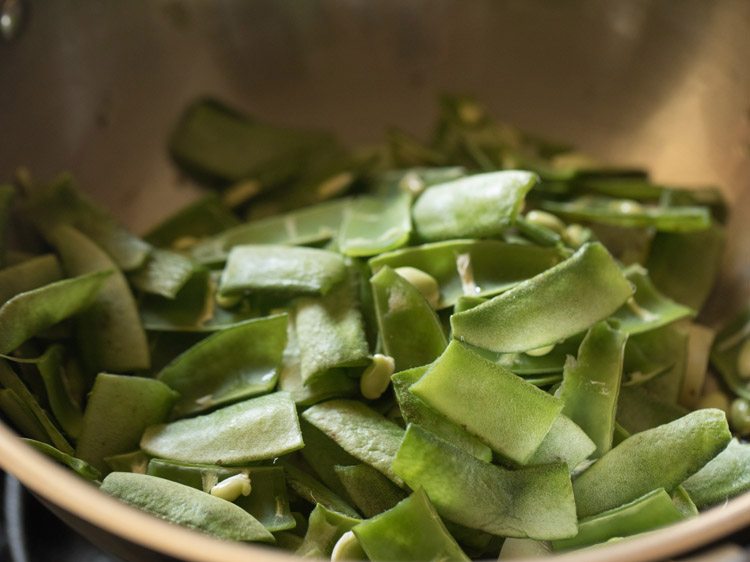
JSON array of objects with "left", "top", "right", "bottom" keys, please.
[{"left": 0, "top": 1, "right": 749, "bottom": 561}]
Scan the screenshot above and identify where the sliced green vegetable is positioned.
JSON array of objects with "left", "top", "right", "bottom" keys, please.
[
  {"left": 0, "top": 254, "right": 62, "bottom": 306},
  {"left": 22, "top": 438, "right": 101, "bottom": 481},
  {"left": 279, "top": 458, "right": 360, "bottom": 518},
  {"left": 682, "top": 439, "right": 750, "bottom": 508},
  {"left": 157, "top": 314, "right": 287, "bottom": 417},
  {"left": 100, "top": 472, "right": 274, "bottom": 542},
  {"left": 334, "top": 464, "right": 408, "bottom": 518},
  {"left": 29, "top": 345, "right": 83, "bottom": 438},
  {"left": 339, "top": 192, "right": 411, "bottom": 257},
  {"left": 616, "top": 386, "right": 688, "bottom": 434},
  {"left": 671, "top": 485, "right": 699, "bottom": 517},
  {"left": 297, "top": 504, "right": 361, "bottom": 558},
  {"left": 622, "top": 325, "right": 684, "bottom": 387},
  {"left": 141, "top": 392, "right": 303, "bottom": 465},
  {"left": 299, "top": 419, "right": 358, "bottom": 500},
  {"left": 392, "top": 425, "right": 577, "bottom": 539},
  {"left": 0, "top": 388, "right": 50, "bottom": 443},
  {"left": 128, "top": 249, "right": 195, "bottom": 299},
  {"left": 573, "top": 409, "right": 731, "bottom": 517},
  {"left": 451, "top": 242, "right": 633, "bottom": 353},
  {"left": 527, "top": 414, "right": 596, "bottom": 471},
  {"left": 498, "top": 539, "right": 551, "bottom": 559},
  {"left": 711, "top": 308, "right": 750, "bottom": 400}
]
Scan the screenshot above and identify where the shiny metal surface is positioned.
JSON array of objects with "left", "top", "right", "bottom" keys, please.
[{"left": 0, "top": 1, "right": 749, "bottom": 561}]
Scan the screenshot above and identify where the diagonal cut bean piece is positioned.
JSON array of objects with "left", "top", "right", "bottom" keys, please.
[
  {"left": 339, "top": 192, "right": 412, "bottom": 257},
  {"left": 682, "top": 439, "right": 750, "bottom": 509},
  {"left": 0, "top": 254, "right": 62, "bottom": 306},
  {"left": 128, "top": 249, "right": 196, "bottom": 299}
]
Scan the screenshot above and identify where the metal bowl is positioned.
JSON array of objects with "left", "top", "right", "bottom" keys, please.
[{"left": 1, "top": 1, "right": 749, "bottom": 560}]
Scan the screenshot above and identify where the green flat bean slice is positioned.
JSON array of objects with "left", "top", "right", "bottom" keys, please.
[
  {"left": 572, "top": 409, "right": 731, "bottom": 518},
  {"left": 410, "top": 341, "right": 562, "bottom": 465},
  {"left": 76, "top": 373, "right": 177, "bottom": 473},
  {"left": 353, "top": 488, "right": 469, "bottom": 562},
  {"left": 334, "top": 464, "right": 407, "bottom": 518},
  {"left": 498, "top": 538, "right": 551, "bottom": 560},
  {"left": 645, "top": 223, "right": 725, "bottom": 310},
  {"left": 558, "top": 322, "right": 627, "bottom": 457},
  {"left": 453, "top": 295, "right": 486, "bottom": 314},
  {"left": 371, "top": 266, "right": 447, "bottom": 371},
  {"left": 146, "top": 459, "right": 295, "bottom": 531},
  {"left": 22, "top": 175, "right": 151, "bottom": 271},
  {"left": 144, "top": 194, "right": 239, "bottom": 249},
  {"left": 299, "top": 419, "right": 359, "bottom": 501},
  {"left": 572, "top": 176, "right": 665, "bottom": 201},
  {"left": 158, "top": 314, "right": 287, "bottom": 418},
  {"left": 100, "top": 472, "right": 274, "bottom": 543},
  {"left": 371, "top": 240, "right": 564, "bottom": 310},
  {"left": 338, "top": 192, "right": 411, "bottom": 257},
  {"left": 616, "top": 386, "right": 688, "bottom": 435},
  {"left": 0, "top": 184, "right": 15, "bottom": 268},
  {"left": 610, "top": 267, "right": 694, "bottom": 335},
  {"left": 301, "top": 400, "right": 405, "bottom": 486},
  {"left": 104, "top": 450, "right": 150, "bottom": 474},
  {"left": 48, "top": 225, "right": 150, "bottom": 373},
  {"left": 451, "top": 242, "right": 633, "bottom": 353},
  {"left": 297, "top": 503, "right": 361, "bottom": 558},
  {"left": 392, "top": 365, "right": 492, "bottom": 462},
  {"left": 710, "top": 308, "right": 750, "bottom": 400},
  {"left": 0, "top": 270, "right": 111, "bottom": 355},
  {"left": 141, "top": 392, "right": 303, "bottom": 465},
  {"left": 412, "top": 171, "right": 537, "bottom": 241},
  {"left": 294, "top": 275, "right": 370, "bottom": 383},
  {"left": 671, "top": 485, "right": 699, "bottom": 517},
  {"left": 279, "top": 458, "right": 360, "bottom": 518},
  {"left": 551, "top": 488, "right": 685, "bottom": 551},
  {"left": 682, "top": 439, "right": 750, "bottom": 509},
  {"left": 622, "top": 325, "right": 683, "bottom": 387},
  {"left": 0, "top": 388, "right": 50, "bottom": 443},
  {"left": 219, "top": 245, "right": 347, "bottom": 297},
  {"left": 640, "top": 327, "right": 689, "bottom": 405},
  {"left": 541, "top": 196, "right": 711, "bottom": 232},
  {"left": 22, "top": 438, "right": 101, "bottom": 482},
  {"left": 527, "top": 414, "right": 596, "bottom": 471},
  {"left": 128, "top": 249, "right": 195, "bottom": 299},
  {"left": 392, "top": 425, "right": 577, "bottom": 539},
  {"left": 0, "top": 254, "right": 62, "bottom": 306}
]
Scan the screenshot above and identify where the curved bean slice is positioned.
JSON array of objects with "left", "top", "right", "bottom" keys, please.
[
  {"left": 671, "top": 485, "right": 698, "bottom": 517},
  {"left": 710, "top": 307, "right": 750, "bottom": 400},
  {"left": 573, "top": 409, "right": 731, "bottom": 518},
  {"left": 128, "top": 249, "right": 195, "bottom": 299},
  {"left": 48, "top": 225, "right": 149, "bottom": 373},
  {"left": 279, "top": 458, "right": 359, "bottom": 518},
  {"left": 551, "top": 489, "right": 685, "bottom": 551},
  {"left": 297, "top": 503, "right": 361, "bottom": 558},
  {"left": 558, "top": 322, "right": 627, "bottom": 457},
  {"left": 451, "top": 242, "right": 633, "bottom": 353},
  {"left": 100, "top": 472, "right": 274, "bottom": 543},
  {"left": 639, "top": 326, "right": 689, "bottom": 404},
  {"left": 299, "top": 420, "right": 358, "bottom": 501},
  {"left": 334, "top": 464, "right": 407, "bottom": 518},
  {"left": 412, "top": 170, "right": 537, "bottom": 241},
  {"left": 0, "top": 254, "right": 62, "bottom": 306},
  {"left": 410, "top": 341, "right": 562, "bottom": 465},
  {"left": 302, "top": 400, "right": 404, "bottom": 486},
  {"left": 616, "top": 386, "right": 688, "bottom": 435},
  {"left": 622, "top": 326, "right": 683, "bottom": 387},
  {"left": 141, "top": 392, "right": 303, "bottom": 465},
  {"left": 158, "top": 314, "right": 287, "bottom": 418},
  {"left": 339, "top": 192, "right": 411, "bottom": 257},
  {"left": 22, "top": 175, "right": 151, "bottom": 271},
  {"left": 527, "top": 414, "right": 596, "bottom": 471},
  {"left": 219, "top": 245, "right": 347, "bottom": 297},
  {"left": 498, "top": 539, "right": 551, "bottom": 560},
  {"left": 0, "top": 270, "right": 110, "bottom": 355},
  {"left": 682, "top": 439, "right": 750, "bottom": 509},
  {"left": 76, "top": 373, "right": 177, "bottom": 473},
  {"left": 391, "top": 365, "right": 492, "bottom": 462},
  {"left": 353, "top": 489, "right": 469, "bottom": 562},
  {"left": 392, "top": 425, "right": 577, "bottom": 540},
  {"left": 22, "top": 438, "right": 100, "bottom": 482},
  {"left": 370, "top": 240, "right": 564, "bottom": 309},
  {"left": 371, "top": 266, "right": 447, "bottom": 371},
  {"left": 0, "top": 388, "right": 49, "bottom": 443}
]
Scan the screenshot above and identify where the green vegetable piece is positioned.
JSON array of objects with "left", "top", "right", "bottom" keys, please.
[
  {"left": 31, "top": 345, "right": 83, "bottom": 438},
  {"left": 527, "top": 414, "right": 596, "bottom": 471},
  {"left": 392, "top": 365, "right": 492, "bottom": 462},
  {"left": 671, "top": 485, "right": 699, "bottom": 517},
  {"left": 573, "top": 409, "right": 731, "bottom": 517},
  {"left": 490, "top": 335, "right": 584, "bottom": 376},
  {"left": 157, "top": 314, "right": 287, "bottom": 417},
  {"left": 0, "top": 254, "right": 63, "bottom": 306},
  {"left": 710, "top": 308, "right": 750, "bottom": 400},
  {"left": 297, "top": 504, "right": 361, "bottom": 558},
  {"left": 22, "top": 438, "right": 101, "bottom": 482},
  {"left": 104, "top": 450, "right": 150, "bottom": 474},
  {"left": 609, "top": 266, "right": 694, "bottom": 335},
  {"left": 144, "top": 194, "right": 239, "bottom": 249},
  {"left": 450, "top": 242, "right": 633, "bottom": 353},
  {"left": 146, "top": 459, "right": 295, "bottom": 531},
  {"left": 76, "top": 373, "right": 177, "bottom": 473},
  {"left": 639, "top": 327, "right": 689, "bottom": 405},
  {"left": 100, "top": 472, "right": 274, "bottom": 543},
  {"left": 334, "top": 464, "right": 408, "bottom": 518},
  {"left": 616, "top": 386, "right": 688, "bottom": 434},
  {"left": 551, "top": 489, "right": 685, "bottom": 551},
  {"left": 558, "top": 322, "right": 627, "bottom": 457},
  {"left": 541, "top": 196, "right": 712, "bottom": 232},
  {"left": 339, "top": 192, "right": 412, "bottom": 257},
  {"left": 392, "top": 425, "right": 577, "bottom": 539},
  {"left": 294, "top": 275, "right": 370, "bottom": 383},
  {"left": 141, "top": 392, "right": 303, "bottom": 465},
  {"left": 453, "top": 295, "right": 486, "bottom": 314},
  {"left": 0, "top": 388, "right": 51, "bottom": 443},
  {"left": 370, "top": 239, "right": 564, "bottom": 309},
  {"left": 498, "top": 539, "right": 551, "bottom": 560},
  {"left": 682, "top": 439, "right": 750, "bottom": 508},
  {"left": 23, "top": 175, "right": 151, "bottom": 271},
  {"left": 412, "top": 171, "right": 537, "bottom": 241},
  {"left": 410, "top": 341, "right": 562, "bottom": 464},
  {"left": 646, "top": 223, "right": 725, "bottom": 310},
  {"left": 353, "top": 489, "right": 469, "bottom": 562},
  {"left": 516, "top": 216, "right": 563, "bottom": 247},
  {"left": 0, "top": 270, "right": 110, "bottom": 355},
  {"left": 280, "top": 459, "right": 360, "bottom": 518},
  {"left": 371, "top": 266, "right": 447, "bottom": 371},
  {"left": 302, "top": 400, "right": 405, "bottom": 485},
  {"left": 219, "top": 245, "right": 347, "bottom": 297},
  {"left": 48, "top": 225, "right": 150, "bottom": 373},
  {"left": 0, "top": 184, "right": 15, "bottom": 268},
  {"left": 128, "top": 249, "right": 195, "bottom": 299},
  {"left": 300, "top": 419, "right": 359, "bottom": 500},
  {"left": 622, "top": 325, "right": 684, "bottom": 387}
]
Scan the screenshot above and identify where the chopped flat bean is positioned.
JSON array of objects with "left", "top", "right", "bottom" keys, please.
[
  {"left": 711, "top": 308, "right": 750, "bottom": 400},
  {"left": 299, "top": 419, "right": 359, "bottom": 500},
  {"left": 280, "top": 458, "right": 360, "bottom": 518},
  {"left": 22, "top": 438, "right": 101, "bottom": 482},
  {"left": 0, "top": 388, "right": 51, "bottom": 443},
  {"left": 0, "top": 254, "right": 62, "bottom": 306},
  {"left": 297, "top": 503, "right": 361, "bottom": 558},
  {"left": 527, "top": 414, "right": 596, "bottom": 471},
  {"left": 339, "top": 192, "right": 412, "bottom": 257},
  {"left": 672, "top": 485, "right": 699, "bottom": 517},
  {"left": 128, "top": 249, "right": 195, "bottom": 299},
  {"left": 334, "top": 464, "right": 407, "bottom": 518},
  {"left": 682, "top": 439, "right": 750, "bottom": 508},
  {"left": 616, "top": 386, "right": 688, "bottom": 434}
]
